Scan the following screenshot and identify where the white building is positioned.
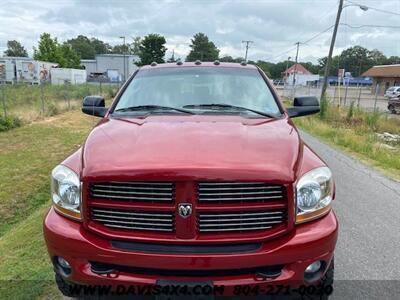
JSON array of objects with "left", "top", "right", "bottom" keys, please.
[
  {"left": 81, "top": 54, "right": 139, "bottom": 82},
  {"left": 282, "top": 63, "right": 320, "bottom": 86}
]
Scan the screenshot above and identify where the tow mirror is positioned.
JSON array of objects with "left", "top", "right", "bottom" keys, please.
[
  {"left": 82, "top": 96, "right": 108, "bottom": 117},
  {"left": 287, "top": 96, "right": 320, "bottom": 118}
]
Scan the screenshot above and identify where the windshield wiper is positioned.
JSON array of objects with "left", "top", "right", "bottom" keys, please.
[
  {"left": 114, "top": 105, "right": 195, "bottom": 115},
  {"left": 183, "top": 103, "right": 278, "bottom": 118}
]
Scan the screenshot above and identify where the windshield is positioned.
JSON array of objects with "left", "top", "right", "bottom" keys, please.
[{"left": 113, "top": 67, "right": 281, "bottom": 116}]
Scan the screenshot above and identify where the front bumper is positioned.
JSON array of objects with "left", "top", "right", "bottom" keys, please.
[{"left": 44, "top": 207, "right": 338, "bottom": 295}]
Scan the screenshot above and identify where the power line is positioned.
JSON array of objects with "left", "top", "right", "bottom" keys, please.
[
  {"left": 346, "top": 0, "right": 400, "bottom": 17},
  {"left": 340, "top": 23, "right": 400, "bottom": 29},
  {"left": 301, "top": 24, "right": 335, "bottom": 45}
]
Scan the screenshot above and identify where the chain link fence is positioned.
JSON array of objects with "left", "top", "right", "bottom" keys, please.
[
  {"left": 0, "top": 81, "right": 119, "bottom": 131},
  {"left": 277, "top": 85, "right": 390, "bottom": 114}
]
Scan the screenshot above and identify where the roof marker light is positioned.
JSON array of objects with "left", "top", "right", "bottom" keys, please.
[
  {"left": 195, "top": 60, "right": 202, "bottom": 65},
  {"left": 150, "top": 62, "right": 157, "bottom": 66},
  {"left": 241, "top": 61, "right": 247, "bottom": 66},
  {"left": 214, "top": 60, "right": 220, "bottom": 65}
]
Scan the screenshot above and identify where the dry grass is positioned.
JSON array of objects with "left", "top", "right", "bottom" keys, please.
[{"left": 1, "top": 83, "right": 118, "bottom": 124}]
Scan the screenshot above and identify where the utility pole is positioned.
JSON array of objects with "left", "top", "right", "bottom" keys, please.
[
  {"left": 120, "top": 36, "right": 126, "bottom": 82},
  {"left": 291, "top": 42, "right": 300, "bottom": 98},
  {"left": 283, "top": 56, "right": 291, "bottom": 97},
  {"left": 242, "top": 40, "right": 254, "bottom": 62},
  {"left": 320, "top": 0, "right": 344, "bottom": 100},
  {"left": 292, "top": 42, "right": 300, "bottom": 86}
]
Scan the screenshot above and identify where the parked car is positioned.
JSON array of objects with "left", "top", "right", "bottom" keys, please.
[
  {"left": 44, "top": 62, "right": 338, "bottom": 299},
  {"left": 384, "top": 86, "right": 400, "bottom": 98},
  {"left": 388, "top": 95, "right": 400, "bottom": 114}
]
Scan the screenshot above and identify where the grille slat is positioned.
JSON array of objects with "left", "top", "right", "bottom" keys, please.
[
  {"left": 198, "top": 209, "right": 286, "bottom": 233},
  {"left": 90, "top": 182, "right": 175, "bottom": 203},
  {"left": 199, "top": 216, "right": 283, "bottom": 222},
  {"left": 200, "top": 226, "right": 273, "bottom": 232},
  {"left": 91, "top": 208, "right": 174, "bottom": 232},
  {"left": 200, "top": 211, "right": 283, "bottom": 218},
  {"left": 91, "top": 208, "right": 171, "bottom": 218},
  {"left": 198, "top": 182, "right": 285, "bottom": 203}
]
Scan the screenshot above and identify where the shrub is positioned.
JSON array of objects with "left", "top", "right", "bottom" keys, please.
[
  {"left": 45, "top": 102, "right": 59, "bottom": 116},
  {"left": 364, "top": 110, "right": 380, "bottom": 131},
  {"left": 0, "top": 115, "right": 22, "bottom": 132}
]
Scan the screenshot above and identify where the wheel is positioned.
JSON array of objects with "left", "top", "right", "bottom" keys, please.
[{"left": 388, "top": 105, "right": 397, "bottom": 114}]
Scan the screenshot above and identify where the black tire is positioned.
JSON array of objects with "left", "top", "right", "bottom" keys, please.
[{"left": 388, "top": 105, "right": 397, "bottom": 114}]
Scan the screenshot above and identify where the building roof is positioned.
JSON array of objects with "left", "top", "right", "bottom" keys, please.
[
  {"left": 362, "top": 64, "right": 400, "bottom": 77},
  {"left": 96, "top": 54, "right": 139, "bottom": 58},
  {"left": 282, "top": 63, "right": 313, "bottom": 76}
]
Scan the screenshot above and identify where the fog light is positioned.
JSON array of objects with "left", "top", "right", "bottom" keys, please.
[
  {"left": 305, "top": 261, "right": 322, "bottom": 274},
  {"left": 57, "top": 256, "right": 71, "bottom": 269}
]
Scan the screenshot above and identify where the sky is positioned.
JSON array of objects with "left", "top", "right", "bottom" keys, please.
[{"left": 0, "top": 0, "right": 399, "bottom": 64}]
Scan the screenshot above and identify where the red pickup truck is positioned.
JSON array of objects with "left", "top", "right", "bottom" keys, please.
[{"left": 44, "top": 62, "right": 338, "bottom": 299}]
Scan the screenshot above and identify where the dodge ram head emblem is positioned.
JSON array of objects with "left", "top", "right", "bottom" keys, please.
[{"left": 178, "top": 203, "right": 192, "bottom": 218}]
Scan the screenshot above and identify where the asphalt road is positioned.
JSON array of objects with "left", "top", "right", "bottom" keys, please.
[{"left": 301, "top": 131, "right": 400, "bottom": 299}]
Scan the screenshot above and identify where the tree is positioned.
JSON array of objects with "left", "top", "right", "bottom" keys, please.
[
  {"left": 186, "top": 33, "right": 219, "bottom": 62},
  {"left": 219, "top": 56, "right": 244, "bottom": 63},
  {"left": 34, "top": 33, "right": 81, "bottom": 68},
  {"left": 130, "top": 36, "right": 142, "bottom": 56},
  {"left": 4, "top": 40, "right": 28, "bottom": 57},
  {"left": 138, "top": 34, "right": 167, "bottom": 65},
  {"left": 58, "top": 43, "right": 81, "bottom": 68},
  {"left": 67, "top": 35, "right": 96, "bottom": 59},
  {"left": 90, "top": 38, "right": 111, "bottom": 55},
  {"left": 33, "top": 33, "right": 60, "bottom": 63}
]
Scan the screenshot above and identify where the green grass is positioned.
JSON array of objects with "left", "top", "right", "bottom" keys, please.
[
  {"left": 0, "top": 109, "right": 96, "bottom": 299},
  {"left": 0, "top": 110, "right": 96, "bottom": 236},
  {"left": 286, "top": 100, "right": 400, "bottom": 180},
  {"left": 0, "top": 205, "right": 59, "bottom": 300}
]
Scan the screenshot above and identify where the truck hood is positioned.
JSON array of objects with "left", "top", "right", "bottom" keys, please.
[{"left": 81, "top": 115, "right": 302, "bottom": 183}]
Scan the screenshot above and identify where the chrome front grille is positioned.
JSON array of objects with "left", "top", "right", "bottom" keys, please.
[
  {"left": 198, "top": 210, "right": 286, "bottom": 232},
  {"left": 90, "top": 182, "right": 175, "bottom": 203},
  {"left": 91, "top": 208, "right": 175, "bottom": 232},
  {"left": 198, "top": 182, "right": 285, "bottom": 203}
]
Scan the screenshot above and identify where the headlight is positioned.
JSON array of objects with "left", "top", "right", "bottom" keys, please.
[
  {"left": 296, "top": 167, "right": 333, "bottom": 223},
  {"left": 51, "top": 165, "right": 81, "bottom": 220}
]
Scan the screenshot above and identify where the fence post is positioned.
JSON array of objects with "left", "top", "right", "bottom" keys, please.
[
  {"left": 40, "top": 82, "right": 45, "bottom": 115},
  {"left": 357, "top": 87, "right": 362, "bottom": 108},
  {"left": 1, "top": 84, "right": 7, "bottom": 118},
  {"left": 373, "top": 84, "right": 380, "bottom": 112},
  {"left": 343, "top": 80, "right": 349, "bottom": 106}
]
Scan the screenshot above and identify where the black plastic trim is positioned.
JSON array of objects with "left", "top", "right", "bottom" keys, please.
[
  {"left": 90, "top": 261, "right": 283, "bottom": 278},
  {"left": 111, "top": 240, "right": 262, "bottom": 254}
]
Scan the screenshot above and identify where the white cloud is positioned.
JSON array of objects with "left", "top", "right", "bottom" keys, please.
[{"left": 0, "top": 0, "right": 399, "bottom": 62}]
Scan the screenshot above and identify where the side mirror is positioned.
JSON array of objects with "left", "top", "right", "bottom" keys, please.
[
  {"left": 287, "top": 96, "right": 320, "bottom": 118},
  {"left": 82, "top": 96, "right": 108, "bottom": 117}
]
